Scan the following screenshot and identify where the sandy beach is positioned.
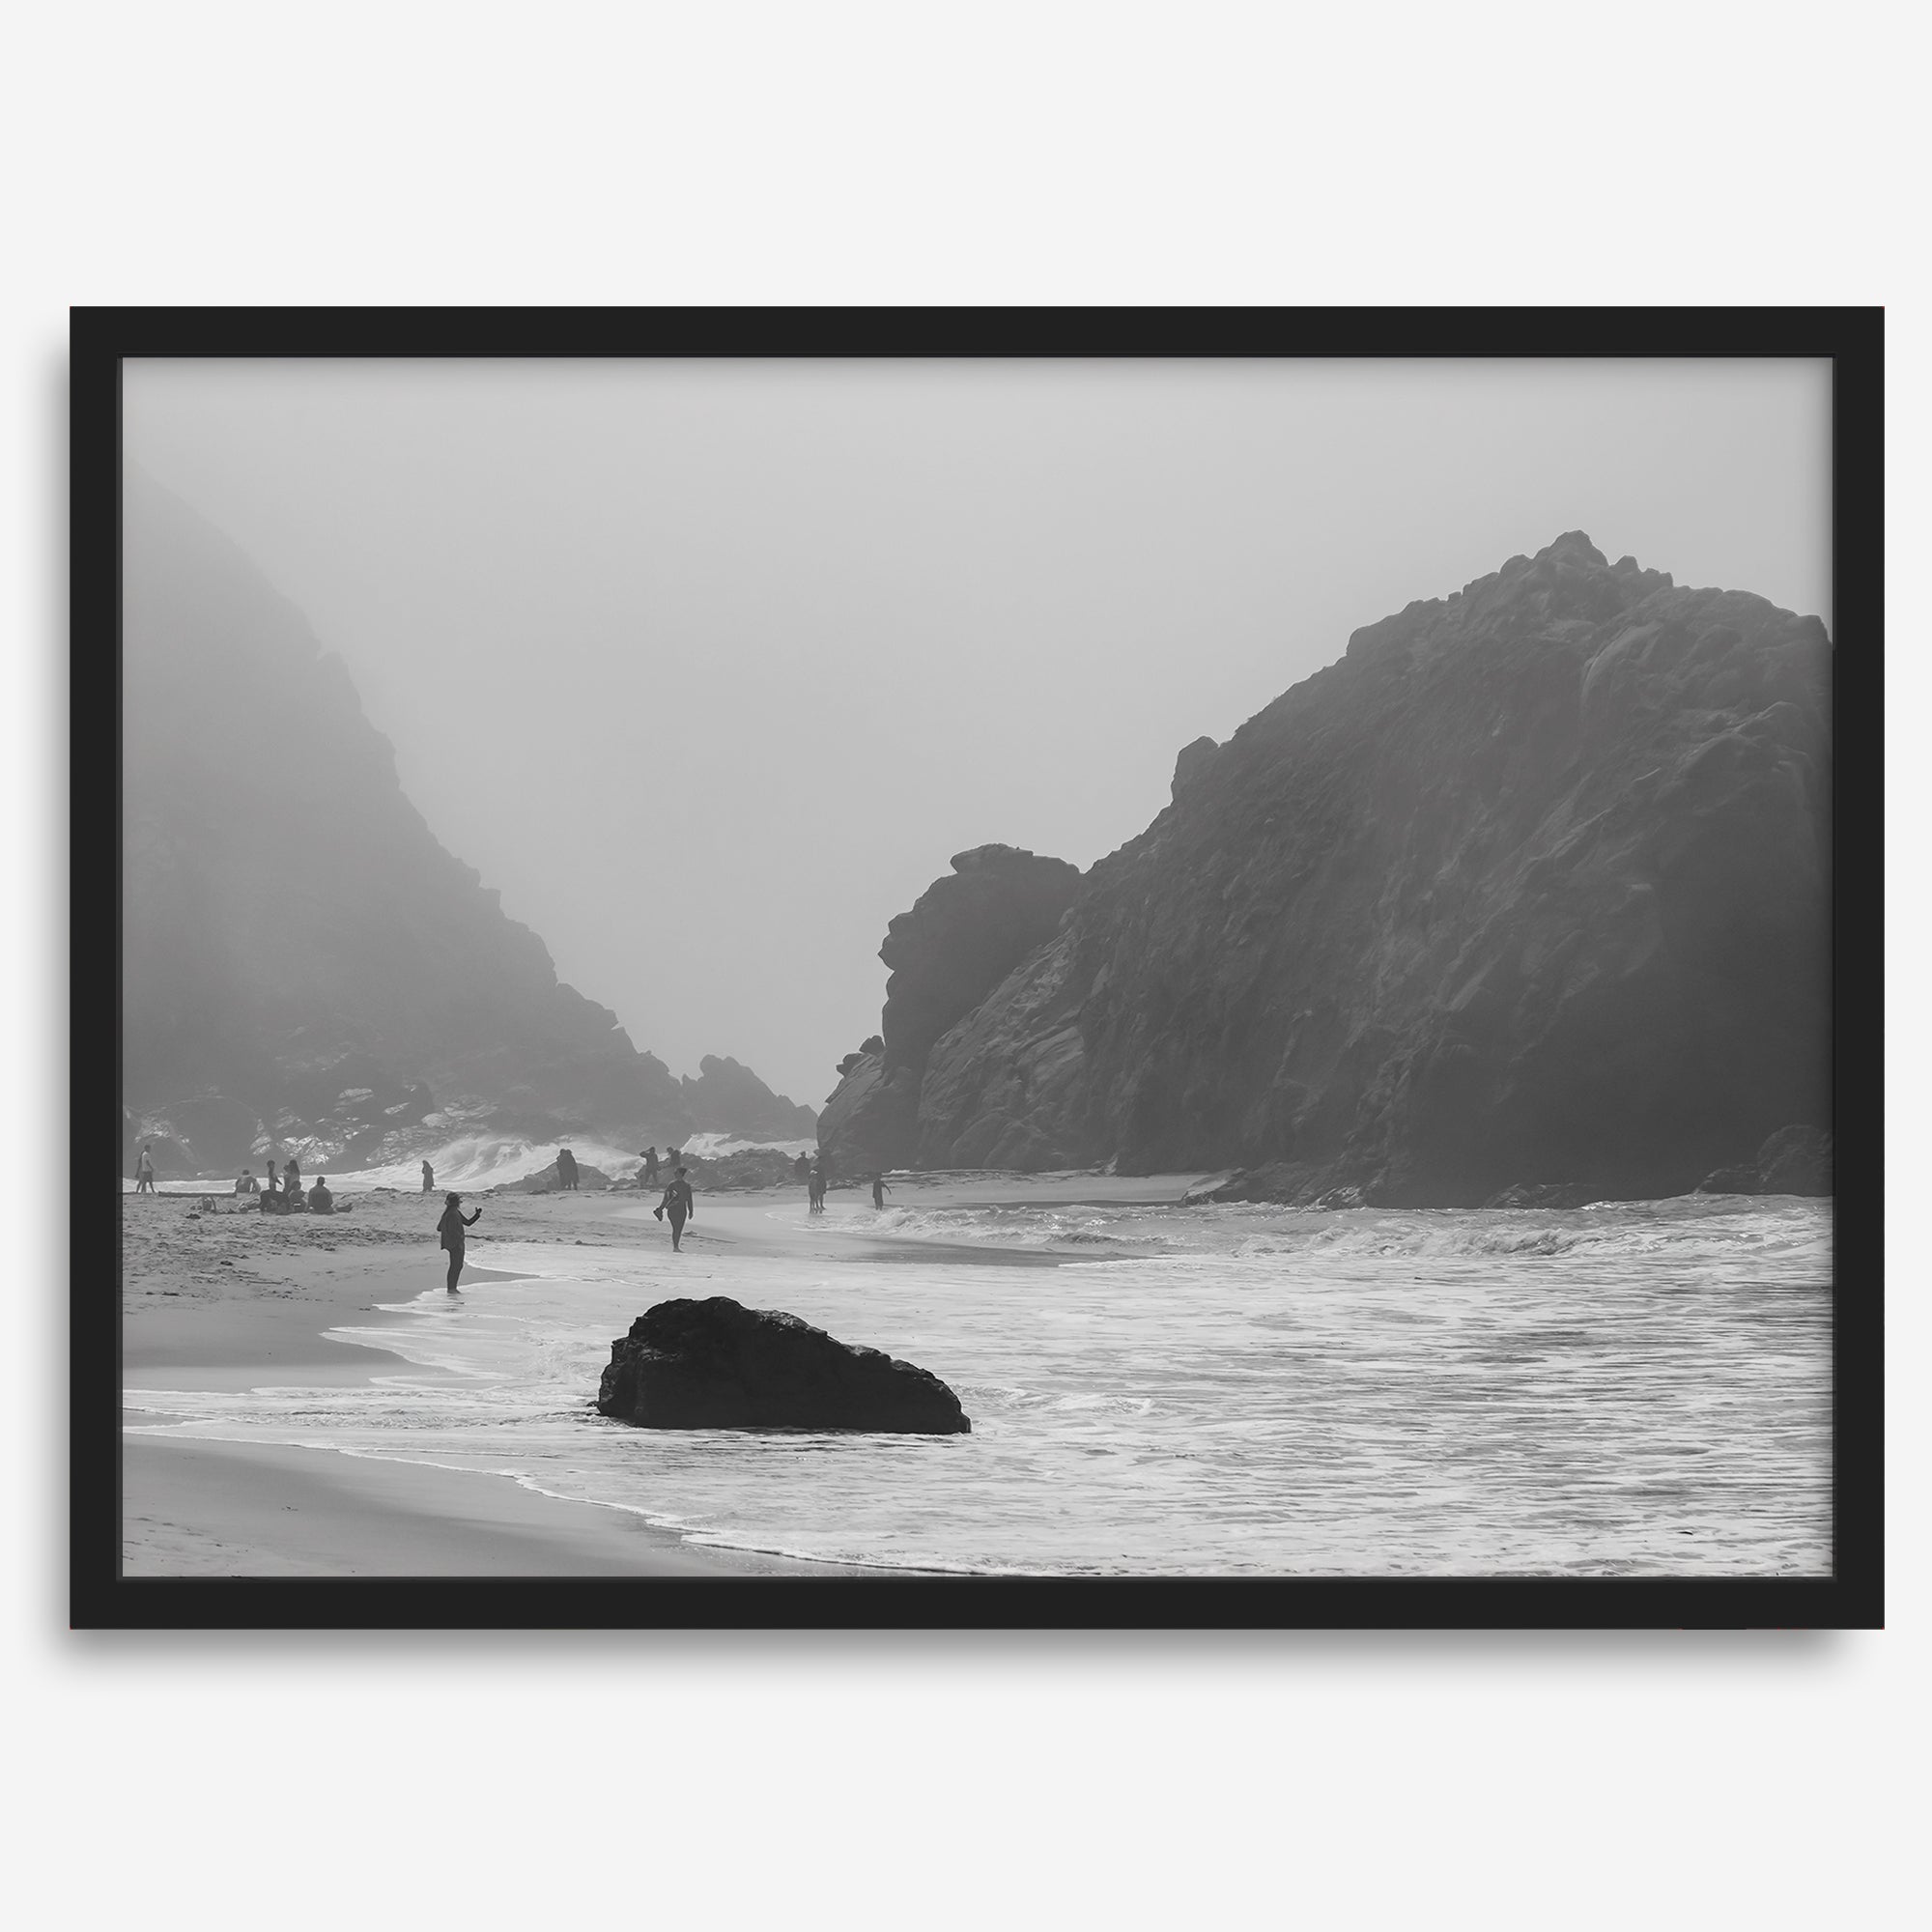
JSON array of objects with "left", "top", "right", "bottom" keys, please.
[{"left": 122, "top": 1171, "right": 1203, "bottom": 1577}]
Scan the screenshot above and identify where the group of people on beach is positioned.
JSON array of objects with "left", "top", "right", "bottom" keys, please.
[
  {"left": 788, "top": 1151, "right": 893, "bottom": 1212},
  {"left": 230, "top": 1155, "right": 333, "bottom": 1214}
]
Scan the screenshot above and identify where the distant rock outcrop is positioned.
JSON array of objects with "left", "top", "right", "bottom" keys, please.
[
  {"left": 595, "top": 1296, "right": 972, "bottom": 1433},
  {"left": 122, "top": 471, "right": 805, "bottom": 1175},
  {"left": 679, "top": 1055, "right": 816, "bottom": 1138},
  {"left": 816, "top": 845, "right": 1081, "bottom": 1176},
  {"left": 895, "top": 534, "right": 1832, "bottom": 1203},
  {"left": 1695, "top": 1124, "right": 1833, "bottom": 1198},
  {"left": 506, "top": 1158, "right": 613, "bottom": 1193}
]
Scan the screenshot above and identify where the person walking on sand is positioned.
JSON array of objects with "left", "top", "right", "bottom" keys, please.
[
  {"left": 134, "top": 1143, "right": 156, "bottom": 1193},
  {"left": 422, "top": 1159, "right": 435, "bottom": 1194},
  {"left": 655, "top": 1166, "right": 695, "bottom": 1252},
  {"left": 437, "top": 1192, "right": 482, "bottom": 1293},
  {"left": 871, "top": 1171, "right": 892, "bottom": 1210}
]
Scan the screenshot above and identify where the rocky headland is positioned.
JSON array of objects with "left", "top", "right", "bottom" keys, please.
[
  {"left": 821, "top": 534, "right": 1832, "bottom": 1205},
  {"left": 122, "top": 472, "right": 812, "bottom": 1178}
]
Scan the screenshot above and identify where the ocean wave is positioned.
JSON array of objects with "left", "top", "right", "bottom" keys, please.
[{"left": 856, "top": 1193, "right": 1833, "bottom": 1279}]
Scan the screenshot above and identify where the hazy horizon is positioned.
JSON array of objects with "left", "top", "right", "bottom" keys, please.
[{"left": 123, "top": 358, "right": 1831, "bottom": 1109}]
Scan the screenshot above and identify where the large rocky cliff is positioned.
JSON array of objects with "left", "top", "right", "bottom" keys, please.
[
  {"left": 880, "top": 534, "right": 1832, "bottom": 1203},
  {"left": 122, "top": 472, "right": 811, "bottom": 1176}
]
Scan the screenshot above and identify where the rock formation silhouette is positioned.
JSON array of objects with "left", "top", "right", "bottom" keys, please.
[{"left": 847, "top": 534, "right": 1832, "bottom": 1204}]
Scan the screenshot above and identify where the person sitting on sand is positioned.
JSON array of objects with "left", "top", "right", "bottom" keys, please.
[
  {"left": 655, "top": 1167, "right": 695, "bottom": 1252},
  {"left": 235, "top": 1169, "right": 257, "bottom": 1196},
  {"left": 283, "top": 1153, "right": 302, "bottom": 1199},
  {"left": 437, "top": 1192, "right": 482, "bottom": 1293},
  {"left": 871, "top": 1171, "right": 892, "bottom": 1210},
  {"left": 307, "top": 1176, "right": 334, "bottom": 1214},
  {"left": 134, "top": 1143, "right": 156, "bottom": 1193},
  {"left": 422, "top": 1159, "right": 435, "bottom": 1194}
]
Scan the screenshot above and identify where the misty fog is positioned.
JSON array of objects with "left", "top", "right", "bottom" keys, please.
[{"left": 123, "top": 357, "right": 1830, "bottom": 1109}]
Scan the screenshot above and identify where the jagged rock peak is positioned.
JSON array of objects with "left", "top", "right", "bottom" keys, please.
[{"left": 909, "top": 534, "right": 1832, "bottom": 1200}]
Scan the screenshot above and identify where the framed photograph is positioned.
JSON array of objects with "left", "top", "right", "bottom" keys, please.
[{"left": 71, "top": 308, "right": 1880, "bottom": 1628}]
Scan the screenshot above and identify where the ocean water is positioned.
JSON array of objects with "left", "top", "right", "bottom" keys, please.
[
  {"left": 123, "top": 1194, "right": 1833, "bottom": 1577},
  {"left": 125, "top": 1127, "right": 818, "bottom": 1194}
]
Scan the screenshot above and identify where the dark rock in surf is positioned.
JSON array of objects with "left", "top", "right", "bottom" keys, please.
[{"left": 596, "top": 1295, "right": 971, "bottom": 1434}]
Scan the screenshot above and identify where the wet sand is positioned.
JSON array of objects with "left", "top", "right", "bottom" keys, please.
[{"left": 120, "top": 1172, "right": 1206, "bottom": 1577}]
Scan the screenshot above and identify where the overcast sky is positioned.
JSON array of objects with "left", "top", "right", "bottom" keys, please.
[{"left": 123, "top": 358, "right": 1830, "bottom": 1110}]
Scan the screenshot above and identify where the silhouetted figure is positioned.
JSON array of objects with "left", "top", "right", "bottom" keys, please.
[
  {"left": 235, "top": 1169, "right": 258, "bottom": 1196},
  {"left": 557, "top": 1146, "right": 579, "bottom": 1192},
  {"left": 308, "top": 1177, "right": 334, "bottom": 1214},
  {"left": 809, "top": 1162, "right": 827, "bottom": 1213},
  {"left": 641, "top": 1147, "right": 660, "bottom": 1186},
  {"left": 422, "top": 1160, "right": 435, "bottom": 1194},
  {"left": 134, "top": 1143, "right": 156, "bottom": 1193},
  {"left": 437, "top": 1192, "right": 481, "bottom": 1293},
  {"left": 656, "top": 1167, "right": 695, "bottom": 1251},
  {"left": 284, "top": 1153, "right": 301, "bottom": 1197},
  {"left": 871, "top": 1172, "right": 892, "bottom": 1210}
]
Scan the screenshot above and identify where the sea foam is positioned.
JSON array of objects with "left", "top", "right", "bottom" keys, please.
[{"left": 123, "top": 1196, "right": 1833, "bottom": 1577}]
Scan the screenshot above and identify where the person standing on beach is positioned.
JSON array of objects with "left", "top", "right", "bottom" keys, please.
[
  {"left": 557, "top": 1146, "right": 579, "bottom": 1192},
  {"left": 437, "top": 1192, "right": 482, "bottom": 1293},
  {"left": 656, "top": 1166, "right": 695, "bottom": 1252},
  {"left": 640, "top": 1147, "right": 659, "bottom": 1186},
  {"left": 422, "top": 1159, "right": 435, "bottom": 1194},
  {"left": 134, "top": 1144, "right": 156, "bottom": 1193},
  {"left": 809, "top": 1161, "right": 827, "bottom": 1213},
  {"left": 871, "top": 1171, "right": 892, "bottom": 1210}
]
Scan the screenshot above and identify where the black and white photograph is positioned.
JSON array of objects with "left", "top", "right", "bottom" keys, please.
[
  {"left": 14, "top": 5, "right": 1921, "bottom": 1920},
  {"left": 75, "top": 319, "right": 1873, "bottom": 1620}
]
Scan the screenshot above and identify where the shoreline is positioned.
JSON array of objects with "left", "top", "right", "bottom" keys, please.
[{"left": 123, "top": 1174, "right": 1204, "bottom": 1578}]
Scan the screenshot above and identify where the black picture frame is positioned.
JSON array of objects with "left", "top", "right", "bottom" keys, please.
[{"left": 72, "top": 306, "right": 1882, "bottom": 1630}]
